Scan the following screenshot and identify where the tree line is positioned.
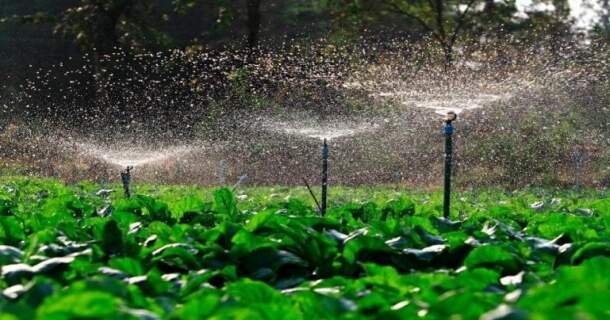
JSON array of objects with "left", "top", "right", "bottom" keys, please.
[
  {"left": 0, "top": 0, "right": 608, "bottom": 134},
  {"left": 2, "top": 0, "right": 608, "bottom": 64}
]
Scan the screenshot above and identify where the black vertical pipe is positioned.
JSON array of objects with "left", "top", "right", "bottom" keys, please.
[
  {"left": 321, "top": 139, "right": 329, "bottom": 216},
  {"left": 443, "top": 120, "right": 454, "bottom": 219},
  {"left": 121, "top": 166, "right": 132, "bottom": 199}
]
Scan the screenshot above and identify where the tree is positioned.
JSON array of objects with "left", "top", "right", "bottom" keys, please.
[
  {"left": 175, "top": 0, "right": 262, "bottom": 50},
  {"left": 1, "top": 0, "right": 180, "bottom": 115},
  {"left": 389, "top": 0, "right": 480, "bottom": 64},
  {"left": 601, "top": 0, "right": 610, "bottom": 34},
  {"left": 4, "top": 0, "right": 172, "bottom": 55},
  {"left": 323, "top": 0, "right": 523, "bottom": 66},
  {"left": 246, "top": 0, "right": 262, "bottom": 49}
]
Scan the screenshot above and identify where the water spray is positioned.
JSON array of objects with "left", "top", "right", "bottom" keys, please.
[
  {"left": 321, "top": 139, "right": 329, "bottom": 216},
  {"left": 120, "top": 166, "right": 133, "bottom": 198},
  {"left": 442, "top": 112, "right": 457, "bottom": 219}
]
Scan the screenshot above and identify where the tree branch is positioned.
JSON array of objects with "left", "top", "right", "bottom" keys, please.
[
  {"left": 450, "top": 0, "right": 477, "bottom": 45},
  {"left": 386, "top": 1, "right": 446, "bottom": 44},
  {"left": 435, "top": 0, "right": 445, "bottom": 39}
]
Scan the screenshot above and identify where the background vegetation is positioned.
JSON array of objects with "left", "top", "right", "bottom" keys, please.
[{"left": 0, "top": 0, "right": 609, "bottom": 188}]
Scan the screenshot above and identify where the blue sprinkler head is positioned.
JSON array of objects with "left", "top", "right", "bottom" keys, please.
[
  {"left": 443, "top": 111, "right": 456, "bottom": 135},
  {"left": 322, "top": 139, "right": 329, "bottom": 158}
]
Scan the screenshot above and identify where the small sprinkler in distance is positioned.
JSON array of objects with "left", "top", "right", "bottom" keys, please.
[
  {"left": 121, "top": 166, "right": 133, "bottom": 199},
  {"left": 442, "top": 111, "right": 457, "bottom": 219},
  {"left": 218, "top": 160, "right": 227, "bottom": 185},
  {"left": 573, "top": 145, "right": 585, "bottom": 193}
]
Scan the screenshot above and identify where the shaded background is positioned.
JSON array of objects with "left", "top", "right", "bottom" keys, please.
[{"left": 0, "top": 0, "right": 608, "bottom": 188}]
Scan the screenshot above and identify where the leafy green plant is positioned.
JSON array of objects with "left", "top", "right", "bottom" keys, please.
[{"left": 0, "top": 177, "right": 608, "bottom": 319}]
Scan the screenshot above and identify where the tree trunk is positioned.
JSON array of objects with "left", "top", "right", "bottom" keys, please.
[
  {"left": 89, "top": 7, "right": 120, "bottom": 120},
  {"left": 484, "top": 0, "right": 495, "bottom": 12},
  {"left": 602, "top": 0, "right": 610, "bottom": 34},
  {"left": 442, "top": 42, "right": 453, "bottom": 69},
  {"left": 246, "top": 0, "right": 262, "bottom": 50}
]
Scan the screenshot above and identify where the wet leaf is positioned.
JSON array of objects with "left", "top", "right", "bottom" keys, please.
[
  {"left": 102, "top": 220, "right": 124, "bottom": 256},
  {"left": 464, "top": 245, "right": 523, "bottom": 275},
  {"left": 571, "top": 242, "right": 610, "bottom": 265},
  {"left": 213, "top": 188, "right": 238, "bottom": 217},
  {"left": 0, "top": 245, "right": 23, "bottom": 265}
]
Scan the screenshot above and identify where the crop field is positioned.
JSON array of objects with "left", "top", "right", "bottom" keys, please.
[{"left": 0, "top": 177, "right": 607, "bottom": 319}]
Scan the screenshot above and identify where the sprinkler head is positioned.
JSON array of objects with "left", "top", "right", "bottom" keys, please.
[
  {"left": 444, "top": 111, "right": 457, "bottom": 124},
  {"left": 121, "top": 166, "right": 133, "bottom": 176}
]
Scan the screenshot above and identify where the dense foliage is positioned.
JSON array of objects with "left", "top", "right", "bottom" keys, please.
[{"left": 0, "top": 178, "right": 608, "bottom": 319}]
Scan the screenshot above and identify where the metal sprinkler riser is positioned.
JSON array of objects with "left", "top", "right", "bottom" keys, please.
[
  {"left": 321, "top": 139, "right": 329, "bottom": 216},
  {"left": 121, "top": 166, "right": 133, "bottom": 198},
  {"left": 443, "top": 112, "right": 456, "bottom": 219}
]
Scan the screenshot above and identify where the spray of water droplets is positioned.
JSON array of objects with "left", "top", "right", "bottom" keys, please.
[{"left": 1, "top": 37, "right": 609, "bottom": 187}]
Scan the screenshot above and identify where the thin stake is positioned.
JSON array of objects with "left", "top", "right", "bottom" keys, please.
[
  {"left": 302, "top": 177, "right": 322, "bottom": 215},
  {"left": 443, "top": 112, "right": 457, "bottom": 219},
  {"left": 574, "top": 148, "right": 584, "bottom": 192},
  {"left": 120, "top": 166, "right": 133, "bottom": 198},
  {"left": 321, "top": 139, "right": 329, "bottom": 216},
  {"left": 232, "top": 174, "right": 248, "bottom": 191},
  {"left": 218, "top": 160, "right": 227, "bottom": 185}
]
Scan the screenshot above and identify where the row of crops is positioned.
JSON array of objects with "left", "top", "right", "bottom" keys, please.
[{"left": 0, "top": 177, "right": 609, "bottom": 319}]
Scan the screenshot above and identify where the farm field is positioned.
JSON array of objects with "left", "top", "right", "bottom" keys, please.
[
  {"left": 3, "top": 1, "right": 610, "bottom": 319},
  {"left": 0, "top": 177, "right": 608, "bottom": 319}
]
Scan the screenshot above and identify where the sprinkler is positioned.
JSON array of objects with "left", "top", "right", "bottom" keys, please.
[
  {"left": 218, "top": 160, "right": 227, "bottom": 185},
  {"left": 321, "top": 139, "right": 329, "bottom": 216},
  {"left": 120, "top": 166, "right": 133, "bottom": 198},
  {"left": 442, "top": 112, "right": 457, "bottom": 219},
  {"left": 301, "top": 139, "right": 329, "bottom": 216},
  {"left": 573, "top": 146, "right": 585, "bottom": 192}
]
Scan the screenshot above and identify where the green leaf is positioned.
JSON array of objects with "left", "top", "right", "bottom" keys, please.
[
  {"left": 102, "top": 220, "right": 124, "bottom": 256},
  {"left": 336, "top": 202, "right": 380, "bottom": 222},
  {"left": 283, "top": 198, "right": 314, "bottom": 216},
  {"left": 173, "top": 289, "right": 220, "bottom": 319},
  {"left": 382, "top": 196, "right": 415, "bottom": 219},
  {"left": 452, "top": 268, "right": 500, "bottom": 290},
  {"left": 108, "top": 257, "right": 144, "bottom": 276},
  {"left": 170, "top": 196, "right": 208, "bottom": 220},
  {"left": 464, "top": 245, "right": 522, "bottom": 275},
  {"left": 222, "top": 279, "right": 301, "bottom": 318},
  {"left": 0, "top": 216, "right": 24, "bottom": 245},
  {"left": 36, "top": 291, "right": 121, "bottom": 319},
  {"left": 289, "top": 290, "right": 358, "bottom": 319},
  {"left": 152, "top": 243, "right": 200, "bottom": 271},
  {"left": 518, "top": 257, "right": 610, "bottom": 318},
  {"left": 343, "top": 235, "right": 396, "bottom": 266},
  {"left": 230, "top": 229, "right": 274, "bottom": 256},
  {"left": 0, "top": 245, "right": 23, "bottom": 265},
  {"left": 571, "top": 242, "right": 610, "bottom": 265},
  {"left": 213, "top": 188, "right": 238, "bottom": 217},
  {"left": 135, "top": 195, "right": 173, "bottom": 222},
  {"left": 0, "top": 198, "right": 13, "bottom": 216},
  {"left": 114, "top": 198, "right": 143, "bottom": 216},
  {"left": 429, "top": 291, "right": 502, "bottom": 320}
]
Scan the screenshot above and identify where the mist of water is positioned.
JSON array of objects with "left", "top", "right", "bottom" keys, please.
[
  {"left": 2, "top": 38, "right": 608, "bottom": 187},
  {"left": 262, "top": 118, "right": 379, "bottom": 141},
  {"left": 67, "top": 142, "right": 198, "bottom": 168}
]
